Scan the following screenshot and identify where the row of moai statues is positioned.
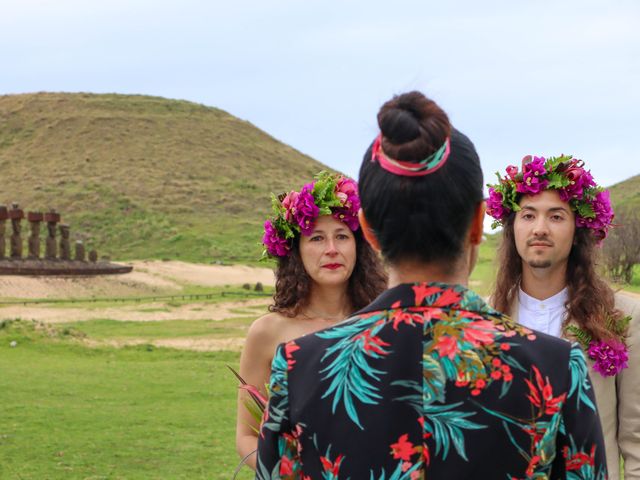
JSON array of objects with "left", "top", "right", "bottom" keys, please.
[{"left": 0, "top": 203, "right": 98, "bottom": 262}]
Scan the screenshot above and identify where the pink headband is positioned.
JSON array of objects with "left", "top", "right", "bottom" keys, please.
[{"left": 371, "top": 134, "right": 451, "bottom": 177}]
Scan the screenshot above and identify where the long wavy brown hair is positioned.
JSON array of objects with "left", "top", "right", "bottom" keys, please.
[
  {"left": 492, "top": 215, "right": 624, "bottom": 341},
  {"left": 269, "top": 228, "right": 387, "bottom": 317}
]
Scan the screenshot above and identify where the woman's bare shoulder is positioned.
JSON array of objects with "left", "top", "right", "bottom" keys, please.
[
  {"left": 246, "top": 310, "right": 308, "bottom": 350},
  {"left": 250, "top": 311, "right": 290, "bottom": 330}
]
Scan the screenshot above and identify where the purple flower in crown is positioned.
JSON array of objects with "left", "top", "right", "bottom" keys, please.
[
  {"left": 559, "top": 161, "right": 596, "bottom": 201},
  {"left": 486, "top": 187, "right": 509, "bottom": 222},
  {"left": 293, "top": 183, "right": 320, "bottom": 235},
  {"left": 332, "top": 176, "right": 361, "bottom": 231},
  {"left": 516, "top": 156, "right": 549, "bottom": 195},
  {"left": 333, "top": 209, "right": 360, "bottom": 231},
  {"left": 576, "top": 190, "right": 614, "bottom": 232},
  {"left": 262, "top": 220, "right": 290, "bottom": 257},
  {"left": 335, "top": 177, "right": 360, "bottom": 211},
  {"left": 588, "top": 339, "right": 629, "bottom": 377}
]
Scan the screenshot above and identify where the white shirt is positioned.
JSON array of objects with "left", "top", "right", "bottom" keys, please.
[{"left": 517, "top": 287, "right": 568, "bottom": 338}]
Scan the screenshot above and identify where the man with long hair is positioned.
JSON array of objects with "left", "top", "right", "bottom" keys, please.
[
  {"left": 488, "top": 155, "right": 640, "bottom": 479},
  {"left": 256, "top": 94, "right": 607, "bottom": 479}
]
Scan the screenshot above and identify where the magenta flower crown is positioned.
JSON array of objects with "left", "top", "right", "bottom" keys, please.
[
  {"left": 262, "top": 171, "right": 361, "bottom": 258},
  {"left": 486, "top": 154, "right": 614, "bottom": 240}
]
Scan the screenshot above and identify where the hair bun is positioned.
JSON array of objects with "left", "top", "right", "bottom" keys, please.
[{"left": 377, "top": 91, "right": 451, "bottom": 163}]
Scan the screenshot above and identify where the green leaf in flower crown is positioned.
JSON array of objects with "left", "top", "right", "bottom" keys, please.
[
  {"left": 270, "top": 193, "right": 281, "bottom": 216},
  {"left": 273, "top": 215, "right": 297, "bottom": 239},
  {"left": 503, "top": 182, "right": 520, "bottom": 212},
  {"left": 313, "top": 171, "right": 342, "bottom": 215},
  {"left": 545, "top": 155, "right": 569, "bottom": 172},
  {"left": 547, "top": 172, "right": 570, "bottom": 190},
  {"left": 575, "top": 201, "right": 595, "bottom": 219}
]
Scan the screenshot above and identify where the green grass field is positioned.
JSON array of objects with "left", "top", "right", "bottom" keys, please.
[
  {"left": 0, "top": 319, "right": 253, "bottom": 480},
  {"left": 0, "top": 245, "right": 637, "bottom": 479}
]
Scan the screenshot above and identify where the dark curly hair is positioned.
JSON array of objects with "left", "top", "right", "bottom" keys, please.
[
  {"left": 269, "top": 228, "right": 387, "bottom": 317},
  {"left": 492, "top": 214, "right": 625, "bottom": 341}
]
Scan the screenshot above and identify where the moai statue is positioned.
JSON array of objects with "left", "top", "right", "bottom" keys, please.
[
  {"left": 88, "top": 249, "right": 98, "bottom": 263},
  {"left": 44, "top": 209, "right": 61, "bottom": 260},
  {"left": 0, "top": 205, "right": 7, "bottom": 259},
  {"left": 9, "top": 203, "right": 24, "bottom": 259},
  {"left": 75, "top": 240, "right": 86, "bottom": 262},
  {"left": 27, "top": 212, "right": 43, "bottom": 259},
  {"left": 59, "top": 224, "right": 71, "bottom": 261}
]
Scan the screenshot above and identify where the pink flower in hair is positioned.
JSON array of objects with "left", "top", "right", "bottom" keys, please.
[
  {"left": 332, "top": 177, "right": 361, "bottom": 230},
  {"left": 281, "top": 190, "right": 299, "bottom": 223},
  {"left": 559, "top": 162, "right": 596, "bottom": 202},
  {"left": 505, "top": 165, "right": 519, "bottom": 180},
  {"left": 486, "top": 187, "right": 509, "bottom": 221},
  {"left": 576, "top": 190, "right": 614, "bottom": 232},
  {"left": 293, "top": 183, "right": 320, "bottom": 235},
  {"left": 262, "top": 220, "right": 290, "bottom": 257},
  {"left": 516, "top": 156, "right": 549, "bottom": 195}
]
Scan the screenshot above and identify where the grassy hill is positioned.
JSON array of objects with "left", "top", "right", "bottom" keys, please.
[
  {"left": 608, "top": 174, "right": 640, "bottom": 213},
  {"left": 0, "top": 92, "right": 331, "bottom": 263}
]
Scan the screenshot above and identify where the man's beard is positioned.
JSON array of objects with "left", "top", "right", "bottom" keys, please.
[{"left": 527, "top": 259, "right": 552, "bottom": 269}]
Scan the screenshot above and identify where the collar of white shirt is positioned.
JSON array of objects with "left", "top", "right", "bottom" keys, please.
[
  {"left": 518, "top": 287, "right": 568, "bottom": 312},
  {"left": 517, "top": 286, "right": 569, "bottom": 337}
]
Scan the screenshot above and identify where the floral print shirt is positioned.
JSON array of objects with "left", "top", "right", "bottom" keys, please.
[{"left": 256, "top": 282, "right": 607, "bottom": 479}]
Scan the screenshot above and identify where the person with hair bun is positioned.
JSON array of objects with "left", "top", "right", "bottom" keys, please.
[
  {"left": 235, "top": 172, "right": 387, "bottom": 470},
  {"left": 256, "top": 91, "right": 606, "bottom": 479}
]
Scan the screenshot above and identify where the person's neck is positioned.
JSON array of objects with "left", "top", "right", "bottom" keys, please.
[
  {"left": 387, "top": 260, "right": 468, "bottom": 289},
  {"left": 520, "top": 262, "right": 567, "bottom": 301},
  {"left": 304, "top": 283, "right": 352, "bottom": 321}
]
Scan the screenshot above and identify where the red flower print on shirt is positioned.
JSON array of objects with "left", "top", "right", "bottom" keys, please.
[
  {"left": 285, "top": 341, "right": 300, "bottom": 371},
  {"left": 412, "top": 284, "right": 443, "bottom": 305},
  {"left": 525, "top": 366, "right": 567, "bottom": 415},
  {"left": 435, "top": 335, "right": 459, "bottom": 359},
  {"left": 390, "top": 434, "right": 417, "bottom": 461}
]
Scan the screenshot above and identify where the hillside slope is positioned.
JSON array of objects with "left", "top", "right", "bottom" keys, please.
[
  {"left": 608, "top": 174, "right": 640, "bottom": 213},
  {"left": 0, "top": 92, "right": 330, "bottom": 263}
]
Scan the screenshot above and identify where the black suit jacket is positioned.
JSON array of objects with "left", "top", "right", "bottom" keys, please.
[{"left": 257, "top": 282, "right": 607, "bottom": 479}]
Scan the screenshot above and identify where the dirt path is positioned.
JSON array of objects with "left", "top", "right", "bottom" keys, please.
[
  {"left": 85, "top": 337, "right": 247, "bottom": 352},
  {"left": 0, "top": 297, "right": 270, "bottom": 323}
]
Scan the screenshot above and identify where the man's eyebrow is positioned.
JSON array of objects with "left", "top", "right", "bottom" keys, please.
[{"left": 520, "top": 205, "right": 571, "bottom": 213}]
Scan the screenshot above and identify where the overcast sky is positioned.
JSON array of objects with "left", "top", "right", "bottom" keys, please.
[{"left": 2, "top": 0, "right": 639, "bottom": 226}]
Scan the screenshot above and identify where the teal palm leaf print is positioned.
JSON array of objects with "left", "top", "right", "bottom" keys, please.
[
  {"left": 392, "top": 379, "right": 485, "bottom": 461},
  {"left": 261, "top": 345, "right": 289, "bottom": 433},
  {"left": 316, "top": 313, "right": 390, "bottom": 429},
  {"left": 255, "top": 457, "right": 282, "bottom": 480},
  {"left": 369, "top": 460, "right": 422, "bottom": 480},
  {"left": 425, "top": 403, "right": 486, "bottom": 460},
  {"left": 568, "top": 344, "right": 596, "bottom": 411}
]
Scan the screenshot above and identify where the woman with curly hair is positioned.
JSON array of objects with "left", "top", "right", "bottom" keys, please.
[{"left": 235, "top": 172, "right": 387, "bottom": 469}]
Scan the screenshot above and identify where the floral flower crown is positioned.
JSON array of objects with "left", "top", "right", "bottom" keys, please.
[
  {"left": 262, "top": 171, "right": 361, "bottom": 258},
  {"left": 486, "top": 154, "right": 614, "bottom": 239}
]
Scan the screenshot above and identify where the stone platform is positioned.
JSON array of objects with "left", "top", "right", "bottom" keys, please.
[{"left": 0, "top": 259, "right": 133, "bottom": 276}]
